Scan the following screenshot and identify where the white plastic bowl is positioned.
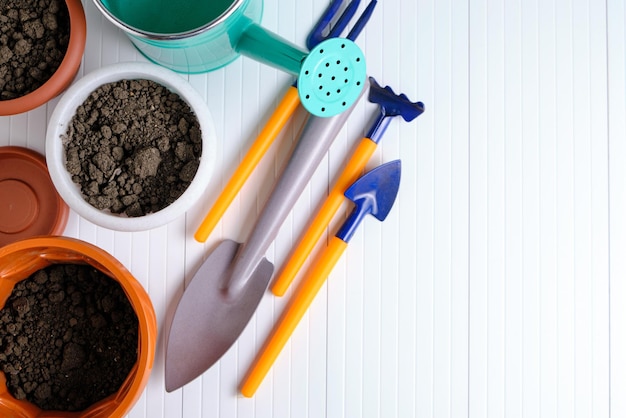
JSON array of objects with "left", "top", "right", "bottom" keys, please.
[{"left": 46, "top": 62, "right": 217, "bottom": 231}]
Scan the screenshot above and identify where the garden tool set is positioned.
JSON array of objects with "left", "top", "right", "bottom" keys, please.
[
  {"left": 166, "top": 0, "right": 379, "bottom": 392},
  {"left": 0, "top": 0, "right": 424, "bottom": 403},
  {"left": 240, "top": 159, "right": 402, "bottom": 397},
  {"left": 165, "top": 83, "right": 367, "bottom": 392},
  {"left": 164, "top": 1, "right": 425, "bottom": 395},
  {"left": 194, "top": 0, "right": 377, "bottom": 242},
  {"left": 272, "top": 78, "right": 424, "bottom": 296}
]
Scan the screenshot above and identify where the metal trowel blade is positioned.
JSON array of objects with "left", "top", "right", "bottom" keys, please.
[{"left": 165, "top": 239, "right": 274, "bottom": 392}]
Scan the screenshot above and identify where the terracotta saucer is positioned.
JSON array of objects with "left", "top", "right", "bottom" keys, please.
[{"left": 0, "top": 146, "right": 69, "bottom": 247}]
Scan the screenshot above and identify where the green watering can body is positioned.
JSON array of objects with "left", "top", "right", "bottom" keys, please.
[
  {"left": 92, "top": 0, "right": 367, "bottom": 116},
  {"left": 97, "top": 0, "right": 268, "bottom": 74},
  {"left": 133, "top": 6, "right": 266, "bottom": 74}
]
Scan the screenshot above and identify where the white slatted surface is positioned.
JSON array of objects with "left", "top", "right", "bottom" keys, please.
[{"left": 1, "top": 0, "right": 624, "bottom": 416}]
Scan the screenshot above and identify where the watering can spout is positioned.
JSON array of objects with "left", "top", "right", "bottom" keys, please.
[
  {"left": 235, "top": 20, "right": 308, "bottom": 75},
  {"left": 235, "top": 19, "right": 367, "bottom": 117}
]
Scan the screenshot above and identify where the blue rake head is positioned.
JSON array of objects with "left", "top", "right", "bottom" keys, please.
[
  {"left": 368, "top": 77, "right": 425, "bottom": 122},
  {"left": 306, "top": 0, "right": 378, "bottom": 49}
]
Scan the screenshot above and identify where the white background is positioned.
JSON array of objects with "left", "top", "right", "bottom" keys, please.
[{"left": 2, "top": 0, "right": 626, "bottom": 417}]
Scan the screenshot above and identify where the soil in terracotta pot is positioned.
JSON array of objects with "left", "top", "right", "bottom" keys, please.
[
  {"left": 0, "top": 263, "right": 139, "bottom": 412},
  {"left": 0, "top": 0, "right": 70, "bottom": 100},
  {"left": 63, "top": 79, "right": 203, "bottom": 217}
]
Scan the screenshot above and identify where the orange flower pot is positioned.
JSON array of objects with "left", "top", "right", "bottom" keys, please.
[
  {"left": 0, "top": 0, "right": 87, "bottom": 116},
  {"left": 0, "top": 237, "right": 157, "bottom": 417}
]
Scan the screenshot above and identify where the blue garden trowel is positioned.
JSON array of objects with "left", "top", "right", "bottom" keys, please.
[{"left": 240, "top": 159, "right": 402, "bottom": 397}]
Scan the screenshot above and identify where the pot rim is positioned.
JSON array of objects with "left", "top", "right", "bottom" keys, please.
[
  {"left": 45, "top": 62, "right": 217, "bottom": 232},
  {"left": 0, "top": 0, "right": 87, "bottom": 116},
  {"left": 91, "top": 0, "right": 246, "bottom": 41},
  {"left": 0, "top": 236, "right": 157, "bottom": 417}
]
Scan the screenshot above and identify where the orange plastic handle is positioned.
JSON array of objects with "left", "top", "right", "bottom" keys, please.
[
  {"left": 195, "top": 86, "right": 301, "bottom": 242},
  {"left": 271, "top": 136, "right": 377, "bottom": 296},
  {"left": 240, "top": 236, "right": 348, "bottom": 397}
]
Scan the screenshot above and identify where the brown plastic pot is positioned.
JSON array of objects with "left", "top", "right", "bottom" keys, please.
[
  {"left": 0, "top": 237, "right": 157, "bottom": 417},
  {"left": 0, "top": 0, "right": 87, "bottom": 116}
]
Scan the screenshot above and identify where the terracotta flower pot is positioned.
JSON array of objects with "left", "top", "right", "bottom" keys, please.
[
  {"left": 0, "top": 0, "right": 87, "bottom": 116},
  {"left": 0, "top": 237, "right": 157, "bottom": 417}
]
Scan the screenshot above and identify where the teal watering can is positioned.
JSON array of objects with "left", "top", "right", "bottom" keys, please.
[{"left": 92, "top": 0, "right": 367, "bottom": 117}]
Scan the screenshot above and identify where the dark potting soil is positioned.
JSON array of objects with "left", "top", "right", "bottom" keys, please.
[
  {"left": 0, "top": 0, "right": 70, "bottom": 100},
  {"left": 0, "top": 264, "right": 139, "bottom": 412},
  {"left": 63, "top": 79, "right": 203, "bottom": 217}
]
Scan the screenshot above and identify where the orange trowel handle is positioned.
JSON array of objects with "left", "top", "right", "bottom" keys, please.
[
  {"left": 240, "top": 235, "right": 348, "bottom": 397},
  {"left": 195, "top": 86, "right": 301, "bottom": 242},
  {"left": 271, "top": 136, "right": 377, "bottom": 296}
]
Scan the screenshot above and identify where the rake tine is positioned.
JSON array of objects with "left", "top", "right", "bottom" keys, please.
[
  {"left": 306, "top": 0, "right": 362, "bottom": 50},
  {"left": 326, "top": 0, "right": 362, "bottom": 39},
  {"left": 306, "top": 0, "right": 343, "bottom": 45},
  {"left": 305, "top": 0, "right": 345, "bottom": 50},
  {"left": 346, "top": 0, "right": 377, "bottom": 41}
]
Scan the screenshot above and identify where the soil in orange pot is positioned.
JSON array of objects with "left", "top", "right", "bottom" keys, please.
[
  {"left": 0, "top": 0, "right": 70, "bottom": 100},
  {"left": 0, "top": 263, "right": 138, "bottom": 412}
]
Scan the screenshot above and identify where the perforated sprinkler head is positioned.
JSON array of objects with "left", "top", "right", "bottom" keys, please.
[{"left": 297, "top": 38, "right": 366, "bottom": 117}]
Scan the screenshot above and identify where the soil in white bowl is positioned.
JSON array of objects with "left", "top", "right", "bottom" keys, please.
[
  {"left": 0, "top": 0, "right": 70, "bottom": 100},
  {"left": 63, "top": 79, "right": 202, "bottom": 217}
]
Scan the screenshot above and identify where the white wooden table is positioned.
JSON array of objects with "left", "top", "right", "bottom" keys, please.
[{"left": 1, "top": 0, "right": 625, "bottom": 416}]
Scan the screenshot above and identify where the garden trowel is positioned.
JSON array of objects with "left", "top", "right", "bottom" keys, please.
[{"left": 164, "top": 79, "right": 367, "bottom": 394}]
